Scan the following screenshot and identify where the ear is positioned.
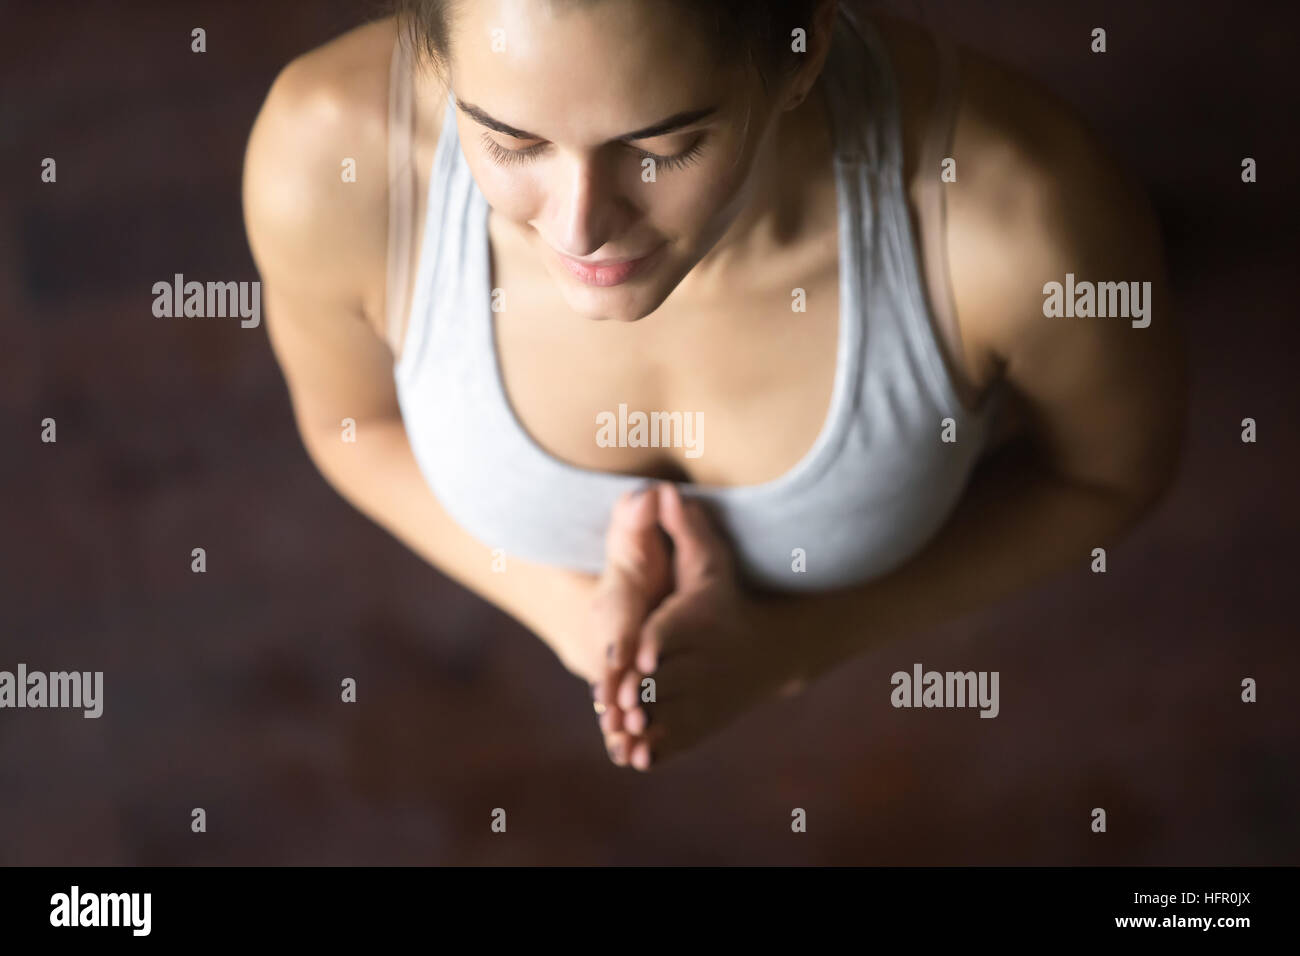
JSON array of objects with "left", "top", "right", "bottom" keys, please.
[
  {"left": 811, "top": 0, "right": 840, "bottom": 69},
  {"left": 785, "top": 0, "right": 839, "bottom": 110}
]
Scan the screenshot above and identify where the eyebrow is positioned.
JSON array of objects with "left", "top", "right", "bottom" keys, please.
[{"left": 455, "top": 99, "right": 718, "bottom": 143}]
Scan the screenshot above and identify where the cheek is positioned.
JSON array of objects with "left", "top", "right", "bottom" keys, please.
[
  {"left": 466, "top": 156, "right": 540, "bottom": 218},
  {"left": 653, "top": 158, "right": 754, "bottom": 238},
  {"left": 638, "top": 141, "right": 752, "bottom": 225}
]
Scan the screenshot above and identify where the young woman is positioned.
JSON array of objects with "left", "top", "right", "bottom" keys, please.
[{"left": 242, "top": 0, "right": 1184, "bottom": 772}]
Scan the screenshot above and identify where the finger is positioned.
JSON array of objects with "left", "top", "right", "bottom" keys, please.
[
  {"left": 604, "top": 729, "right": 635, "bottom": 767},
  {"left": 602, "top": 485, "right": 664, "bottom": 595},
  {"left": 622, "top": 703, "right": 651, "bottom": 735},
  {"left": 628, "top": 722, "right": 670, "bottom": 760},
  {"left": 631, "top": 614, "right": 694, "bottom": 676},
  {"left": 599, "top": 701, "right": 625, "bottom": 735},
  {"left": 589, "top": 583, "right": 645, "bottom": 706},
  {"left": 629, "top": 737, "right": 653, "bottom": 772},
  {"left": 598, "top": 648, "right": 639, "bottom": 710},
  {"left": 604, "top": 485, "right": 657, "bottom": 553},
  {"left": 634, "top": 590, "right": 698, "bottom": 677},
  {"left": 595, "top": 488, "right": 665, "bottom": 684},
  {"left": 617, "top": 666, "right": 643, "bottom": 712},
  {"left": 627, "top": 721, "right": 684, "bottom": 771},
  {"left": 635, "top": 626, "right": 663, "bottom": 674},
  {"left": 656, "top": 482, "right": 733, "bottom": 584}
]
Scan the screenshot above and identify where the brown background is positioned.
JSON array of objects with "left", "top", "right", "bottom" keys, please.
[{"left": 1, "top": 0, "right": 1296, "bottom": 864}]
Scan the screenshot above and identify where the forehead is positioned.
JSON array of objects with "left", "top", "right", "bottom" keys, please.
[{"left": 447, "top": 0, "right": 739, "bottom": 129}]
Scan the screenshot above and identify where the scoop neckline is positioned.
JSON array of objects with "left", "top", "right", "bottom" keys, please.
[{"left": 473, "top": 13, "right": 863, "bottom": 500}]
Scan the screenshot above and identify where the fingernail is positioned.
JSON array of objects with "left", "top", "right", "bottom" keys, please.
[{"left": 606, "top": 644, "right": 615, "bottom": 663}]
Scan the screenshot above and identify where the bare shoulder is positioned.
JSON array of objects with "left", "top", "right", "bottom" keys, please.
[
  {"left": 872, "top": 9, "right": 1165, "bottom": 351},
  {"left": 869, "top": 9, "right": 1183, "bottom": 496},
  {"left": 871, "top": 10, "right": 1167, "bottom": 336},
  {"left": 241, "top": 17, "right": 403, "bottom": 336}
]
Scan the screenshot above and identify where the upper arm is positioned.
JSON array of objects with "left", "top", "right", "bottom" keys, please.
[
  {"left": 241, "top": 30, "right": 398, "bottom": 448},
  {"left": 946, "top": 59, "right": 1187, "bottom": 507}
]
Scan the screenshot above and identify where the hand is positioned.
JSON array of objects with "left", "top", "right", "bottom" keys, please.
[
  {"left": 586, "top": 485, "right": 673, "bottom": 737},
  {"left": 598, "top": 482, "right": 797, "bottom": 772}
]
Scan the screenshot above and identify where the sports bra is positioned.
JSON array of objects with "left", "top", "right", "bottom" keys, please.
[{"left": 384, "top": 3, "right": 1007, "bottom": 593}]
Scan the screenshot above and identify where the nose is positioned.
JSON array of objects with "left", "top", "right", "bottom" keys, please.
[{"left": 546, "top": 153, "right": 632, "bottom": 258}]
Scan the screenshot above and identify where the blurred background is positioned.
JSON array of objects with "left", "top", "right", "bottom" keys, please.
[{"left": 1, "top": 0, "right": 1296, "bottom": 865}]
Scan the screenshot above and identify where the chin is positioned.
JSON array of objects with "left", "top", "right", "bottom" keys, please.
[
  {"left": 559, "top": 278, "right": 675, "bottom": 324},
  {"left": 566, "top": 296, "right": 653, "bottom": 323}
]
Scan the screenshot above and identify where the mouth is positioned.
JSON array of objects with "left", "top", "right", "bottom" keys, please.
[{"left": 555, "top": 244, "right": 665, "bottom": 287}]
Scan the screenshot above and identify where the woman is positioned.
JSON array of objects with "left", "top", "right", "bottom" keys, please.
[{"left": 242, "top": 0, "right": 1185, "bottom": 772}]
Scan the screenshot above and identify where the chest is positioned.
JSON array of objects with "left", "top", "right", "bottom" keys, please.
[{"left": 488, "top": 223, "right": 843, "bottom": 488}]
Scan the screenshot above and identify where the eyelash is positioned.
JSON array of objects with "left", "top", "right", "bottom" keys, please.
[{"left": 480, "top": 132, "right": 706, "bottom": 173}]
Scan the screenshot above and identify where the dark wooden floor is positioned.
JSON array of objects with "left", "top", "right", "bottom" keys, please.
[{"left": 2, "top": 0, "right": 1297, "bottom": 864}]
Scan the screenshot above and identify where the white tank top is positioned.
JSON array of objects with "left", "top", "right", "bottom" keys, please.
[{"left": 385, "top": 4, "right": 1006, "bottom": 593}]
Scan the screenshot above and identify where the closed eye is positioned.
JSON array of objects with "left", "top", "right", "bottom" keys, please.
[{"left": 480, "top": 132, "right": 706, "bottom": 173}]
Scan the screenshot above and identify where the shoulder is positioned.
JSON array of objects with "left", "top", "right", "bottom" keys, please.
[
  {"left": 937, "top": 23, "right": 1167, "bottom": 361},
  {"left": 871, "top": 11, "right": 1169, "bottom": 349},
  {"left": 241, "top": 17, "right": 401, "bottom": 335},
  {"left": 869, "top": 10, "right": 1168, "bottom": 347},
  {"left": 869, "top": 10, "right": 1183, "bottom": 495}
]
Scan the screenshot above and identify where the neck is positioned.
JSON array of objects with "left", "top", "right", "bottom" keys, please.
[{"left": 675, "top": 74, "right": 836, "bottom": 303}]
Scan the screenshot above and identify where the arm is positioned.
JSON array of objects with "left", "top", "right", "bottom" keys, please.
[
  {"left": 755, "top": 79, "right": 1188, "bottom": 685},
  {"left": 758, "top": 434, "right": 1171, "bottom": 688},
  {"left": 241, "top": 43, "right": 603, "bottom": 681}
]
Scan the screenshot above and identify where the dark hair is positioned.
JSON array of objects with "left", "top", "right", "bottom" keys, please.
[{"left": 392, "top": 0, "right": 828, "bottom": 96}]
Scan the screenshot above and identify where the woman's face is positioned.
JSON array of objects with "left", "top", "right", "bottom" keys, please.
[{"left": 446, "top": 0, "right": 797, "bottom": 321}]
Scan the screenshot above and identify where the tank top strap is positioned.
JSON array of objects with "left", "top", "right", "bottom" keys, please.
[
  {"left": 825, "top": 2, "right": 889, "bottom": 171},
  {"left": 385, "top": 29, "right": 417, "bottom": 356},
  {"left": 825, "top": 2, "right": 920, "bottom": 410},
  {"left": 913, "top": 27, "right": 974, "bottom": 411}
]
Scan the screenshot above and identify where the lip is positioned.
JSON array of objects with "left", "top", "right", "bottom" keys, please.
[{"left": 556, "top": 245, "right": 664, "bottom": 287}]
